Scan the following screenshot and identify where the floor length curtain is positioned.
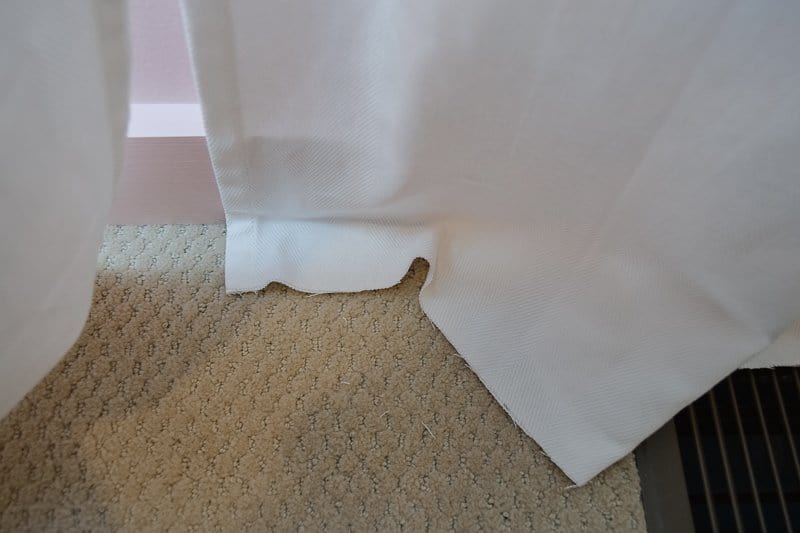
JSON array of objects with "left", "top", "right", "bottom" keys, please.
[
  {"left": 182, "top": 0, "right": 800, "bottom": 484},
  {"left": 0, "top": 2, "right": 129, "bottom": 419}
]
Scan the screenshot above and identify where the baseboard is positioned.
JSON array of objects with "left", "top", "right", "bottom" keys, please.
[{"left": 109, "top": 103, "right": 223, "bottom": 224}]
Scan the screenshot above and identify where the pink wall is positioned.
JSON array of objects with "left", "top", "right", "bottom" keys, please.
[
  {"left": 114, "top": 0, "right": 222, "bottom": 224},
  {"left": 129, "top": 0, "right": 198, "bottom": 103}
]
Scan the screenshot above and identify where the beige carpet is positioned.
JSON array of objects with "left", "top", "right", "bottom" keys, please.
[{"left": 0, "top": 225, "right": 645, "bottom": 531}]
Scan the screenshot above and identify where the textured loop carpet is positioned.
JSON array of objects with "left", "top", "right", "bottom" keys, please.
[{"left": 0, "top": 225, "right": 644, "bottom": 531}]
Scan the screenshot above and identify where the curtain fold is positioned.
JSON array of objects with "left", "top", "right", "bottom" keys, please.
[
  {"left": 0, "top": 1, "right": 129, "bottom": 419},
  {"left": 182, "top": 0, "right": 800, "bottom": 484}
]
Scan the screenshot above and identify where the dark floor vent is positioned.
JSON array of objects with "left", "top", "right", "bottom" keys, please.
[{"left": 673, "top": 369, "right": 800, "bottom": 533}]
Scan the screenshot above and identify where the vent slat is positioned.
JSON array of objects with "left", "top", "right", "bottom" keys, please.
[
  {"left": 749, "top": 373, "right": 793, "bottom": 533},
  {"left": 710, "top": 389, "right": 744, "bottom": 532},
  {"left": 689, "top": 404, "right": 720, "bottom": 533}
]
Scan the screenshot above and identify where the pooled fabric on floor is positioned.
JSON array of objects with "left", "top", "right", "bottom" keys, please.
[
  {"left": 2, "top": 1, "right": 800, "bottom": 488},
  {"left": 182, "top": 1, "right": 800, "bottom": 484}
]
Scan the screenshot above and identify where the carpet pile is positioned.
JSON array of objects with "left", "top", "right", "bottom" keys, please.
[{"left": 0, "top": 225, "right": 644, "bottom": 531}]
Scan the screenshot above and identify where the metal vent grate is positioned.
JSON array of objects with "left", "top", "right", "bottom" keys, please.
[{"left": 674, "top": 368, "right": 800, "bottom": 532}]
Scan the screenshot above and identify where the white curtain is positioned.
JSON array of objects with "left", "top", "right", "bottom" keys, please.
[
  {"left": 2, "top": 1, "right": 799, "bottom": 486},
  {"left": 0, "top": 2, "right": 128, "bottom": 420},
  {"left": 181, "top": 0, "right": 800, "bottom": 484}
]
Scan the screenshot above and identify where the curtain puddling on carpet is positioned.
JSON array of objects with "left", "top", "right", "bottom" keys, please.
[{"left": 3, "top": 0, "right": 800, "bottom": 485}]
